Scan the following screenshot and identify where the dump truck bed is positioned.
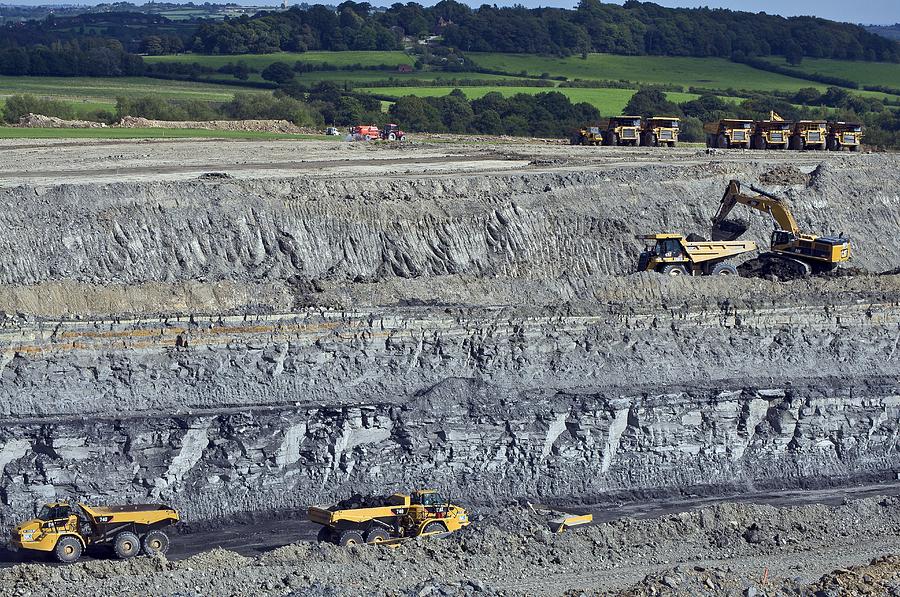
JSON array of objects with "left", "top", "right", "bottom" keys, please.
[
  {"left": 682, "top": 240, "right": 757, "bottom": 263},
  {"left": 308, "top": 505, "right": 399, "bottom": 525}
]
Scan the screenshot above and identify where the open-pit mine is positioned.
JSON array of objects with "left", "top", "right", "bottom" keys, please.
[{"left": 1, "top": 138, "right": 899, "bottom": 596}]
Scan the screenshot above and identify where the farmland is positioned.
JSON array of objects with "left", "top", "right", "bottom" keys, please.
[
  {"left": 359, "top": 86, "right": 731, "bottom": 115},
  {"left": 0, "top": 76, "right": 267, "bottom": 105},
  {"left": 759, "top": 57, "right": 900, "bottom": 90},
  {"left": 145, "top": 51, "right": 415, "bottom": 70},
  {"left": 466, "top": 53, "right": 827, "bottom": 93}
]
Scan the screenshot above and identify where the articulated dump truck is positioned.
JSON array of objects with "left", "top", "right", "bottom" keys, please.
[
  {"left": 12, "top": 502, "right": 179, "bottom": 563},
  {"left": 636, "top": 233, "right": 757, "bottom": 276},
  {"left": 309, "top": 490, "right": 469, "bottom": 546}
]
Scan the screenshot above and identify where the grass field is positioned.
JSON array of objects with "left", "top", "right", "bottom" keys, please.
[
  {"left": 0, "top": 76, "right": 266, "bottom": 104},
  {"left": 0, "top": 126, "right": 330, "bottom": 140},
  {"left": 761, "top": 57, "right": 900, "bottom": 91},
  {"left": 467, "top": 53, "right": 834, "bottom": 93},
  {"left": 145, "top": 51, "right": 414, "bottom": 70},
  {"left": 360, "top": 86, "right": 737, "bottom": 115}
]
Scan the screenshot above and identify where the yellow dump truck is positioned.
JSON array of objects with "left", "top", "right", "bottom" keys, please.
[
  {"left": 641, "top": 117, "right": 680, "bottom": 147},
  {"left": 636, "top": 233, "right": 757, "bottom": 276},
  {"left": 11, "top": 502, "right": 180, "bottom": 563},
  {"left": 706, "top": 119, "right": 754, "bottom": 149},
  {"left": 603, "top": 116, "right": 642, "bottom": 146},
  {"left": 309, "top": 490, "right": 469, "bottom": 546},
  {"left": 570, "top": 126, "right": 604, "bottom": 146},
  {"left": 752, "top": 112, "right": 792, "bottom": 150},
  {"left": 789, "top": 120, "right": 828, "bottom": 150},
  {"left": 827, "top": 122, "right": 863, "bottom": 152}
]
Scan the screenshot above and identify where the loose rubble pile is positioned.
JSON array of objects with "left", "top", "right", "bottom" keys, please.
[
  {"left": 15, "top": 113, "right": 315, "bottom": 134},
  {"left": 17, "top": 113, "right": 108, "bottom": 129}
]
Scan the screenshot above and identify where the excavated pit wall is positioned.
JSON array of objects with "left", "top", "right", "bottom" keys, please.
[{"left": 1, "top": 154, "right": 900, "bottom": 526}]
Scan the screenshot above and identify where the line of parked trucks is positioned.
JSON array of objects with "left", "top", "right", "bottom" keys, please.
[{"left": 572, "top": 112, "right": 863, "bottom": 151}]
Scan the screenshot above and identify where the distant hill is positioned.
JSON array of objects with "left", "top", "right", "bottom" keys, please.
[
  {"left": 2, "top": 0, "right": 899, "bottom": 62},
  {"left": 867, "top": 24, "right": 900, "bottom": 41}
]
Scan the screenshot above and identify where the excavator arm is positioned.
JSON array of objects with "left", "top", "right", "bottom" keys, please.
[{"left": 711, "top": 180, "right": 800, "bottom": 240}]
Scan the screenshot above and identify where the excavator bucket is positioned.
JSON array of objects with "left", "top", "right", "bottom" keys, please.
[{"left": 711, "top": 218, "right": 749, "bottom": 241}]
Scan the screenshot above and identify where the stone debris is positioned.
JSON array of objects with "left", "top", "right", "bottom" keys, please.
[{"left": 17, "top": 113, "right": 108, "bottom": 128}]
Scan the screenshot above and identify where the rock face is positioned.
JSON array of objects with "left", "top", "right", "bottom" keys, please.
[{"left": 0, "top": 147, "right": 899, "bottom": 526}]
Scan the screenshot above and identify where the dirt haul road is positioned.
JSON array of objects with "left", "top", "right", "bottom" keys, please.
[{"left": 0, "top": 137, "right": 899, "bottom": 595}]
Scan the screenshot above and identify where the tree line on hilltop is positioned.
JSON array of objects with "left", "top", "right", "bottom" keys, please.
[{"left": 1, "top": 0, "right": 896, "bottom": 62}]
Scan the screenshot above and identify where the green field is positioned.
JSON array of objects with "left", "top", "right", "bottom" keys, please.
[
  {"left": 0, "top": 76, "right": 265, "bottom": 105},
  {"left": 146, "top": 51, "right": 415, "bottom": 70},
  {"left": 467, "top": 53, "right": 835, "bottom": 93},
  {"left": 361, "top": 86, "right": 737, "bottom": 115},
  {"left": 0, "top": 126, "right": 329, "bottom": 140},
  {"left": 761, "top": 57, "right": 900, "bottom": 91}
]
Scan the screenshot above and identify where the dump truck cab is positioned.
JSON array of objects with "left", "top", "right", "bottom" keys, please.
[
  {"left": 309, "top": 489, "right": 470, "bottom": 547},
  {"left": 642, "top": 117, "right": 680, "bottom": 147},
  {"left": 571, "top": 126, "right": 603, "bottom": 146},
  {"left": 827, "top": 122, "right": 863, "bottom": 152},
  {"left": 753, "top": 119, "right": 793, "bottom": 150},
  {"left": 603, "top": 116, "right": 642, "bottom": 146},
  {"left": 636, "top": 233, "right": 757, "bottom": 276},
  {"left": 12, "top": 501, "right": 180, "bottom": 564},
  {"left": 790, "top": 120, "right": 827, "bottom": 150},
  {"left": 707, "top": 119, "right": 754, "bottom": 149}
]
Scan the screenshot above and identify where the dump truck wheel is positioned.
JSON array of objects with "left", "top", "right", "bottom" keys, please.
[
  {"left": 114, "top": 531, "right": 141, "bottom": 559},
  {"left": 422, "top": 521, "right": 449, "bottom": 534},
  {"left": 142, "top": 530, "right": 170, "bottom": 556},
  {"left": 850, "top": 144, "right": 860, "bottom": 152},
  {"left": 661, "top": 265, "right": 689, "bottom": 277},
  {"left": 789, "top": 136, "right": 803, "bottom": 150},
  {"left": 711, "top": 262, "right": 738, "bottom": 276},
  {"left": 668, "top": 141, "right": 676, "bottom": 148},
  {"left": 54, "top": 536, "right": 83, "bottom": 564},
  {"left": 716, "top": 134, "right": 729, "bottom": 149},
  {"left": 316, "top": 526, "right": 335, "bottom": 543},
  {"left": 337, "top": 530, "right": 364, "bottom": 547},
  {"left": 365, "top": 528, "right": 391, "bottom": 544}
]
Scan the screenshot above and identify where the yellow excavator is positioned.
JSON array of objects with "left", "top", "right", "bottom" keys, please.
[{"left": 710, "top": 180, "right": 851, "bottom": 278}]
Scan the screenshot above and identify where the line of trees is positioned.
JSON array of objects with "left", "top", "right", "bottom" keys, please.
[
  {"left": 0, "top": 39, "right": 144, "bottom": 76},
  {"left": 186, "top": 0, "right": 898, "bottom": 61},
  {"left": 4, "top": 1, "right": 894, "bottom": 62}
]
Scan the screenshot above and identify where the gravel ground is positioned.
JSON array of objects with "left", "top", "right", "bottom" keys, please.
[{"left": 4, "top": 495, "right": 900, "bottom": 596}]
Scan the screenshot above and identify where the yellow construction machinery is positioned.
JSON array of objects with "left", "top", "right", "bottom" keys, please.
[
  {"left": 636, "top": 233, "right": 757, "bottom": 276},
  {"left": 603, "top": 116, "right": 642, "bottom": 146},
  {"left": 827, "top": 122, "right": 864, "bottom": 152},
  {"left": 641, "top": 117, "right": 680, "bottom": 147},
  {"left": 789, "top": 120, "right": 828, "bottom": 150},
  {"left": 11, "top": 502, "right": 180, "bottom": 563},
  {"left": 570, "top": 126, "right": 604, "bottom": 146},
  {"left": 752, "top": 111, "right": 792, "bottom": 150},
  {"left": 706, "top": 119, "right": 754, "bottom": 149},
  {"left": 308, "top": 490, "right": 469, "bottom": 546},
  {"left": 710, "top": 180, "right": 851, "bottom": 277}
]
